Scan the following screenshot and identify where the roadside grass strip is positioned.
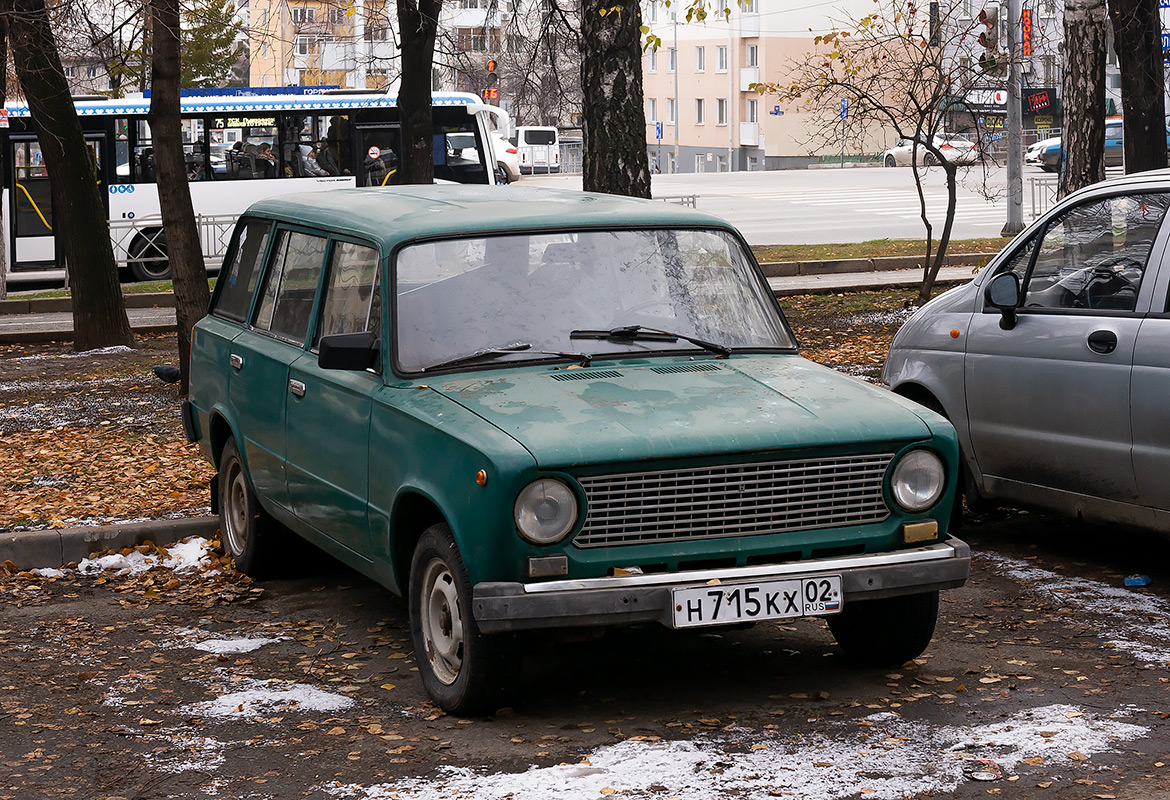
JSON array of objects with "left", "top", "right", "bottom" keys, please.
[
  {"left": 324, "top": 703, "right": 1147, "bottom": 800},
  {"left": 984, "top": 553, "right": 1170, "bottom": 666}
]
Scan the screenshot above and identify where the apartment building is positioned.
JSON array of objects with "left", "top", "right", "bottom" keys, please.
[{"left": 249, "top": 0, "right": 396, "bottom": 89}]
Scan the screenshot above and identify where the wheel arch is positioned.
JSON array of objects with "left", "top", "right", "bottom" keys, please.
[{"left": 391, "top": 490, "right": 448, "bottom": 595}]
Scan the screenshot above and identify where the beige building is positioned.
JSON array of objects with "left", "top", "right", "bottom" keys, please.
[
  {"left": 641, "top": 0, "right": 883, "bottom": 172},
  {"left": 249, "top": 0, "right": 395, "bottom": 89}
]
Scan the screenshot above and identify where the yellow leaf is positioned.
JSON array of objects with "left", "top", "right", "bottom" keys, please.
[{"left": 380, "top": 683, "right": 396, "bottom": 691}]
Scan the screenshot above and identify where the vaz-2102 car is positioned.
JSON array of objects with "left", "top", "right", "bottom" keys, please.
[{"left": 185, "top": 185, "right": 970, "bottom": 714}]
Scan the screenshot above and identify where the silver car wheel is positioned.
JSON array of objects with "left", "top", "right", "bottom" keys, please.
[
  {"left": 420, "top": 557, "right": 464, "bottom": 685},
  {"left": 222, "top": 456, "right": 249, "bottom": 558}
]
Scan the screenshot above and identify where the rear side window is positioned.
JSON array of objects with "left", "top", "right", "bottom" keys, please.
[
  {"left": 213, "top": 218, "right": 271, "bottom": 322},
  {"left": 254, "top": 230, "right": 327, "bottom": 344},
  {"left": 316, "top": 241, "right": 382, "bottom": 345}
]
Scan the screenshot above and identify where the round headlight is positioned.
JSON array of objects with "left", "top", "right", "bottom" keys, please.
[
  {"left": 514, "top": 478, "right": 578, "bottom": 545},
  {"left": 890, "top": 449, "right": 946, "bottom": 512}
]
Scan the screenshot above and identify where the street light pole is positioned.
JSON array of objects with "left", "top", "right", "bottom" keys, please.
[{"left": 1002, "top": 0, "right": 1024, "bottom": 236}]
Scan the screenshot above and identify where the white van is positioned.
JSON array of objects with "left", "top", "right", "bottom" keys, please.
[{"left": 512, "top": 126, "right": 560, "bottom": 174}]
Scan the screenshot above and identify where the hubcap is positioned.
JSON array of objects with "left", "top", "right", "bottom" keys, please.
[
  {"left": 420, "top": 558, "right": 464, "bottom": 685},
  {"left": 222, "top": 459, "right": 248, "bottom": 557}
]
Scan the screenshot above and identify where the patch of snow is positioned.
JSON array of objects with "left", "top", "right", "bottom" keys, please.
[
  {"left": 170, "top": 627, "right": 286, "bottom": 654},
  {"left": 77, "top": 536, "right": 217, "bottom": 577},
  {"left": 325, "top": 704, "right": 1147, "bottom": 800},
  {"left": 184, "top": 678, "right": 354, "bottom": 720},
  {"left": 984, "top": 553, "right": 1170, "bottom": 666},
  {"left": 31, "top": 567, "right": 66, "bottom": 578},
  {"left": 8, "top": 345, "right": 133, "bottom": 361}
]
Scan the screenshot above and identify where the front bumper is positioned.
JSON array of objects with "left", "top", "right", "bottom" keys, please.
[{"left": 472, "top": 536, "right": 970, "bottom": 633}]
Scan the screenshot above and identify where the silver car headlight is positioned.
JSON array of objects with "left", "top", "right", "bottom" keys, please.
[
  {"left": 890, "top": 449, "right": 946, "bottom": 512},
  {"left": 514, "top": 478, "right": 578, "bottom": 545}
]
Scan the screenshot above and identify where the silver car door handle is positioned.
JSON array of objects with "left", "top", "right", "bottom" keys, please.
[
  {"left": 289, "top": 379, "right": 306, "bottom": 397},
  {"left": 229, "top": 353, "right": 244, "bottom": 371}
]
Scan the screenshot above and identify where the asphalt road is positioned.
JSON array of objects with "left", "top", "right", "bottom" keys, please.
[
  {"left": 5, "top": 510, "right": 1170, "bottom": 799},
  {"left": 526, "top": 164, "right": 1079, "bottom": 245}
]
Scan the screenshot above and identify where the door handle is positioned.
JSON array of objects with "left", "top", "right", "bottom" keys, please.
[
  {"left": 1087, "top": 329, "right": 1118, "bottom": 355},
  {"left": 229, "top": 353, "right": 244, "bottom": 370},
  {"left": 289, "top": 379, "right": 306, "bottom": 398}
]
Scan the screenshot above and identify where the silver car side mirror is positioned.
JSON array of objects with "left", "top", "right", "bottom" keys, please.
[{"left": 985, "top": 272, "right": 1021, "bottom": 330}]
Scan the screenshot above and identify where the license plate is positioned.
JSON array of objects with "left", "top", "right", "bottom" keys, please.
[{"left": 671, "top": 576, "right": 843, "bottom": 628}]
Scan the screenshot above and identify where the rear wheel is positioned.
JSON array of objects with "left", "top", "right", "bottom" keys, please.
[
  {"left": 409, "top": 523, "right": 515, "bottom": 715},
  {"left": 828, "top": 591, "right": 939, "bottom": 666},
  {"left": 128, "top": 229, "right": 170, "bottom": 282},
  {"left": 496, "top": 163, "right": 512, "bottom": 184},
  {"left": 218, "top": 437, "right": 278, "bottom": 577},
  {"left": 923, "top": 152, "right": 938, "bottom": 167},
  {"left": 884, "top": 154, "right": 897, "bottom": 168}
]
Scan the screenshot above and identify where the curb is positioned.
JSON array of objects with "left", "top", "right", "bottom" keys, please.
[
  {"left": 758, "top": 253, "right": 995, "bottom": 278},
  {"left": 1, "top": 516, "right": 220, "bottom": 571},
  {"left": 772, "top": 274, "right": 970, "bottom": 298}
]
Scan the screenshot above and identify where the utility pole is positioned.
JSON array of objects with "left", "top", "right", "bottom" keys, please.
[
  {"left": 1002, "top": 0, "right": 1024, "bottom": 236},
  {"left": 672, "top": 12, "right": 679, "bottom": 174}
]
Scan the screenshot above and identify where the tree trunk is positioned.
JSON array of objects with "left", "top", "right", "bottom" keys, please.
[
  {"left": 0, "top": 14, "right": 7, "bottom": 302},
  {"left": 579, "top": 0, "right": 651, "bottom": 198},
  {"left": 5, "top": 0, "right": 134, "bottom": 350},
  {"left": 149, "top": 0, "right": 208, "bottom": 394},
  {"left": 397, "top": 0, "right": 441, "bottom": 184},
  {"left": 1059, "top": 0, "right": 1107, "bottom": 197},
  {"left": 1107, "top": 0, "right": 1166, "bottom": 174}
]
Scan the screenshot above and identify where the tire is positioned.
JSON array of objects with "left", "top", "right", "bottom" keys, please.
[
  {"left": 884, "top": 154, "right": 897, "bottom": 168},
  {"left": 409, "top": 523, "right": 514, "bottom": 715},
  {"left": 923, "top": 153, "right": 938, "bottom": 167},
  {"left": 828, "top": 591, "right": 939, "bottom": 666},
  {"left": 496, "top": 163, "right": 512, "bottom": 184},
  {"left": 218, "top": 437, "right": 278, "bottom": 577},
  {"left": 128, "top": 229, "right": 171, "bottom": 282}
]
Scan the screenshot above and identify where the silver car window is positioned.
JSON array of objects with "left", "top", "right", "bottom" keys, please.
[{"left": 1022, "top": 193, "right": 1169, "bottom": 312}]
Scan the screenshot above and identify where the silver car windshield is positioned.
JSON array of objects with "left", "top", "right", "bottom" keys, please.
[{"left": 394, "top": 228, "right": 793, "bottom": 372}]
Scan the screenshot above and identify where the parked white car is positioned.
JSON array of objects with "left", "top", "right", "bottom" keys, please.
[
  {"left": 491, "top": 131, "right": 520, "bottom": 183},
  {"left": 883, "top": 135, "right": 979, "bottom": 167}
]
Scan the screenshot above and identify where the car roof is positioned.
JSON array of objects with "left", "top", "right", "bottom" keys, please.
[{"left": 244, "top": 185, "right": 734, "bottom": 249}]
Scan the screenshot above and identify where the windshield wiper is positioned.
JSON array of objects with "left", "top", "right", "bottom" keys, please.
[
  {"left": 569, "top": 325, "right": 731, "bottom": 358},
  {"left": 423, "top": 342, "right": 531, "bottom": 371}
]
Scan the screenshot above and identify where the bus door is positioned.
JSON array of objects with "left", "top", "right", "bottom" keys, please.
[
  {"left": 355, "top": 126, "right": 401, "bottom": 187},
  {"left": 9, "top": 134, "right": 105, "bottom": 269}
]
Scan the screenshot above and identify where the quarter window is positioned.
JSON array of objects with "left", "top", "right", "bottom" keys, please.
[
  {"left": 254, "top": 230, "right": 328, "bottom": 344},
  {"left": 316, "top": 242, "right": 382, "bottom": 344},
  {"left": 213, "top": 218, "right": 272, "bottom": 322},
  {"left": 1018, "top": 193, "right": 1169, "bottom": 312}
]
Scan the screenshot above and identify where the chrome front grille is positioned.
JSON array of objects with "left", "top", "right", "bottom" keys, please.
[{"left": 574, "top": 454, "right": 893, "bottom": 548}]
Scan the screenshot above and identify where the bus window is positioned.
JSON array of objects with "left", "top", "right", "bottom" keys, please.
[
  {"left": 11, "top": 140, "right": 52, "bottom": 239},
  {"left": 319, "top": 114, "right": 351, "bottom": 176},
  {"left": 357, "top": 127, "right": 400, "bottom": 186},
  {"left": 435, "top": 126, "right": 489, "bottom": 184},
  {"left": 212, "top": 115, "right": 279, "bottom": 180}
]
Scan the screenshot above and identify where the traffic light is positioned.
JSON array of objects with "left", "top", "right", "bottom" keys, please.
[
  {"left": 976, "top": 6, "right": 1001, "bottom": 75},
  {"left": 482, "top": 58, "right": 499, "bottom": 102}
]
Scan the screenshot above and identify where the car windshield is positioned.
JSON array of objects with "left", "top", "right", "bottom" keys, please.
[{"left": 394, "top": 228, "right": 793, "bottom": 372}]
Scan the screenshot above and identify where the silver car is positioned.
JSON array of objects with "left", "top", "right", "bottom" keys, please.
[{"left": 884, "top": 170, "right": 1170, "bottom": 532}]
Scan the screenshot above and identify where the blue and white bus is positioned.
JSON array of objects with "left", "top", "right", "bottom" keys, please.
[{"left": 4, "top": 90, "right": 499, "bottom": 282}]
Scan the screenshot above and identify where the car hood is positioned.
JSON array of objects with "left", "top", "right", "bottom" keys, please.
[{"left": 430, "top": 355, "right": 935, "bottom": 467}]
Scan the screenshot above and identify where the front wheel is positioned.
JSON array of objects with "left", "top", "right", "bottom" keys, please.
[
  {"left": 884, "top": 154, "right": 897, "bottom": 168},
  {"left": 923, "top": 153, "right": 938, "bottom": 167},
  {"left": 218, "top": 437, "right": 278, "bottom": 577},
  {"left": 828, "top": 591, "right": 939, "bottom": 666},
  {"left": 409, "top": 524, "right": 514, "bottom": 715}
]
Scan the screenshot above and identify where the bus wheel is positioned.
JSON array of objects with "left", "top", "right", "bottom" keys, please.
[{"left": 128, "top": 229, "right": 171, "bottom": 282}]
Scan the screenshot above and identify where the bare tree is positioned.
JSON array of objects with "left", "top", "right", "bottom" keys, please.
[
  {"left": 1107, "top": 0, "right": 1166, "bottom": 174},
  {"left": 1060, "top": 0, "right": 1107, "bottom": 196},
  {"left": 755, "top": 0, "right": 1002, "bottom": 302},
  {"left": 3, "top": 0, "right": 133, "bottom": 350},
  {"left": 580, "top": 0, "right": 650, "bottom": 197},
  {"left": 397, "top": 0, "right": 442, "bottom": 183},
  {"left": 149, "top": 0, "right": 208, "bottom": 392}
]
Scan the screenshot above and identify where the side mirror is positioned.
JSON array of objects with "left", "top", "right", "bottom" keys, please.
[
  {"left": 319, "top": 331, "right": 380, "bottom": 371},
  {"left": 985, "top": 272, "right": 1022, "bottom": 330}
]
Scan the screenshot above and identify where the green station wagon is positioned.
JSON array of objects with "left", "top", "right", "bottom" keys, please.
[{"left": 184, "top": 185, "right": 970, "bottom": 714}]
